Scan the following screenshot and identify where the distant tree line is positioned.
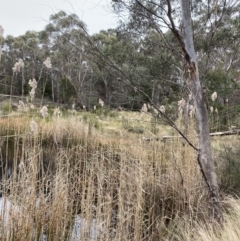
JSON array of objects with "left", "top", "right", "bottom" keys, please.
[{"left": 0, "top": 7, "right": 239, "bottom": 117}]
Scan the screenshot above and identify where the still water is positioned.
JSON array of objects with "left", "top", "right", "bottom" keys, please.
[{"left": 0, "top": 197, "right": 101, "bottom": 240}]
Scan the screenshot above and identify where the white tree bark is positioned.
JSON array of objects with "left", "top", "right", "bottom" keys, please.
[{"left": 179, "top": 0, "right": 222, "bottom": 222}]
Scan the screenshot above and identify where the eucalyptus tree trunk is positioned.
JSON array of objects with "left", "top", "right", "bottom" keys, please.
[{"left": 179, "top": 0, "right": 222, "bottom": 222}]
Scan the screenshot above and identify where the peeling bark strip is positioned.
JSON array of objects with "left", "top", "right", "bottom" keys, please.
[{"left": 165, "top": 0, "right": 224, "bottom": 221}]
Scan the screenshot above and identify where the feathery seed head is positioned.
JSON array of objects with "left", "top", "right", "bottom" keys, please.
[
  {"left": 141, "top": 103, "right": 148, "bottom": 113},
  {"left": 30, "top": 120, "right": 38, "bottom": 134},
  {"left": 12, "top": 59, "right": 24, "bottom": 73},
  {"left": 18, "top": 101, "right": 27, "bottom": 112},
  {"left": 28, "top": 79, "right": 37, "bottom": 89},
  {"left": 18, "top": 59, "right": 24, "bottom": 68},
  {"left": 12, "top": 62, "right": 21, "bottom": 73},
  {"left": 189, "top": 110, "right": 194, "bottom": 119},
  {"left": 40, "top": 106, "right": 49, "bottom": 118},
  {"left": 210, "top": 106, "right": 214, "bottom": 113},
  {"left": 189, "top": 105, "right": 195, "bottom": 118},
  {"left": 43, "top": 57, "right": 52, "bottom": 69},
  {"left": 53, "top": 107, "right": 62, "bottom": 117},
  {"left": 160, "top": 105, "right": 165, "bottom": 114},
  {"left": 211, "top": 92, "right": 217, "bottom": 102},
  {"left": 99, "top": 98, "right": 104, "bottom": 107},
  {"left": 189, "top": 93, "right": 192, "bottom": 101},
  {"left": 178, "top": 98, "right": 186, "bottom": 108},
  {"left": 29, "top": 88, "right": 35, "bottom": 102}
]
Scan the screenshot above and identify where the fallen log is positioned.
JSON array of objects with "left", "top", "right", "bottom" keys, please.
[
  {"left": 143, "top": 129, "right": 240, "bottom": 142},
  {"left": 209, "top": 129, "right": 240, "bottom": 136}
]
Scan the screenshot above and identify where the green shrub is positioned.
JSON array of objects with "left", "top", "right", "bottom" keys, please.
[
  {"left": 82, "top": 112, "right": 101, "bottom": 130},
  {"left": 122, "top": 116, "right": 144, "bottom": 134},
  {"left": 216, "top": 145, "right": 240, "bottom": 196},
  {"left": 107, "top": 110, "right": 119, "bottom": 118},
  {"left": 1, "top": 100, "right": 12, "bottom": 113},
  {"left": 127, "top": 126, "right": 144, "bottom": 134}
]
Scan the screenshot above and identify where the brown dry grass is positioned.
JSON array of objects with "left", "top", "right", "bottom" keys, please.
[{"left": 0, "top": 112, "right": 239, "bottom": 240}]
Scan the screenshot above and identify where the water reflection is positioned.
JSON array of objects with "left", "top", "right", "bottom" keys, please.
[{"left": 0, "top": 197, "right": 101, "bottom": 241}]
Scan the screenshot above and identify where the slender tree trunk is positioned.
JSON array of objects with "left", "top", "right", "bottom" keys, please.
[
  {"left": 180, "top": 0, "right": 222, "bottom": 222},
  {"left": 21, "top": 67, "right": 25, "bottom": 99},
  {"left": 51, "top": 78, "right": 54, "bottom": 101}
]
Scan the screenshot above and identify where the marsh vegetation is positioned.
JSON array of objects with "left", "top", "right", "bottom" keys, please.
[{"left": 0, "top": 107, "right": 239, "bottom": 240}]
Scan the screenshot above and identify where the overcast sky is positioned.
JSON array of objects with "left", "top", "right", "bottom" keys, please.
[{"left": 1, "top": 0, "right": 118, "bottom": 37}]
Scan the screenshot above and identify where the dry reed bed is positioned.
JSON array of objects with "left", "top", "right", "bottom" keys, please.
[{"left": 0, "top": 115, "right": 239, "bottom": 240}]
